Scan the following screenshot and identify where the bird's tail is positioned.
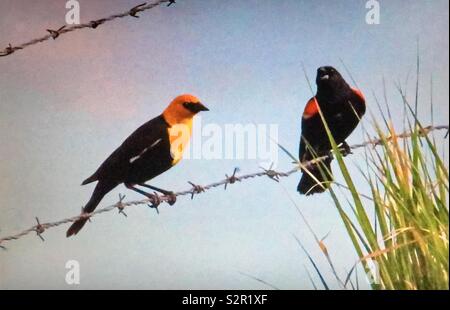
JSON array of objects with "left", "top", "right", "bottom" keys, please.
[
  {"left": 297, "top": 158, "right": 333, "bottom": 195},
  {"left": 66, "top": 181, "right": 117, "bottom": 237},
  {"left": 81, "top": 174, "right": 97, "bottom": 186}
]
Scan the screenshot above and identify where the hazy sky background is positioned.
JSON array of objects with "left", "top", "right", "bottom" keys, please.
[{"left": 0, "top": 0, "right": 448, "bottom": 289}]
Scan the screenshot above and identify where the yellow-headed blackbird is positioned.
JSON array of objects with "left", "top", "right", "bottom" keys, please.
[
  {"left": 298, "top": 66, "right": 366, "bottom": 195},
  {"left": 67, "top": 94, "right": 208, "bottom": 237}
]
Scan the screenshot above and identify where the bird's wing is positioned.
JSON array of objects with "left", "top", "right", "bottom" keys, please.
[
  {"left": 299, "top": 97, "right": 319, "bottom": 160},
  {"left": 351, "top": 88, "right": 365, "bottom": 103},
  {"left": 350, "top": 88, "right": 366, "bottom": 116},
  {"left": 84, "top": 116, "right": 167, "bottom": 183},
  {"left": 302, "top": 97, "right": 319, "bottom": 120}
]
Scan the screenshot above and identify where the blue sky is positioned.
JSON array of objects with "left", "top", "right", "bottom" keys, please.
[{"left": 0, "top": 0, "right": 448, "bottom": 289}]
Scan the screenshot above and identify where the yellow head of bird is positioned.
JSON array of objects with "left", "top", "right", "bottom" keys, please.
[{"left": 163, "top": 94, "right": 209, "bottom": 125}]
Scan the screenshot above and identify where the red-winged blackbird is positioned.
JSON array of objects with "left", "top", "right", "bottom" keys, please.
[
  {"left": 66, "top": 94, "right": 209, "bottom": 237},
  {"left": 297, "top": 66, "right": 366, "bottom": 195}
]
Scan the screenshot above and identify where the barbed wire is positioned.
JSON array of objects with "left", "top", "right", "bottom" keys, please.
[
  {"left": 0, "top": 125, "right": 447, "bottom": 250},
  {"left": 0, "top": 0, "right": 176, "bottom": 57}
]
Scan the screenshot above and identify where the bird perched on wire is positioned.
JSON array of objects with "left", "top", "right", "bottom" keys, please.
[
  {"left": 297, "top": 66, "right": 366, "bottom": 195},
  {"left": 67, "top": 94, "right": 209, "bottom": 237}
]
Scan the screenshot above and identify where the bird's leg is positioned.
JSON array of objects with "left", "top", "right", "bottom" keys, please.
[
  {"left": 138, "top": 184, "right": 170, "bottom": 195},
  {"left": 138, "top": 184, "right": 177, "bottom": 206},
  {"left": 338, "top": 141, "right": 352, "bottom": 157},
  {"left": 123, "top": 183, "right": 176, "bottom": 207},
  {"left": 125, "top": 184, "right": 156, "bottom": 199}
]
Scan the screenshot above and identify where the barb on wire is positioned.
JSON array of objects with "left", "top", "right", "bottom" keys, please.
[
  {"left": 46, "top": 26, "right": 66, "bottom": 40},
  {"left": 0, "top": 44, "right": 21, "bottom": 57},
  {"left": 129, "top": 3, "right": 148, "bottom": 18},
  {"left": 147, "top": 192, "right": 162, "bottom": 214},
  {"left": 34, "top": 217, "right": 45, "bottom": 241},
  {"left": 260, "top": 163, "right": 281, "bottom": 182},
  {"left": 148, "top": 202, "right": 160, "bottom": 214},
  {"left": 0, "top": 0, "right": 175, "bottom": 58},
  {"left": 116, "top": 194, "right": 127, "bottom": 217},
  {"left": 0, "top": 125, "right": 447, "bottom": 250},
  {"left": 224, "top": 168, "right": 240, "bottom": 190},
  {"left": 89, "top": 18, "right": 107, "bottom": 29},
  {"left": 188, "top": 181, "right": 205, "bottom": 199}
]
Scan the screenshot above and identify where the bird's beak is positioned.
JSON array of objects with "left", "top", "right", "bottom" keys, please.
[
  {"left": 320, "top": 74, "right": 329, "bottom": 81},
  {"left": 196, "top": 102, "right": 209, "bottom": 112}
]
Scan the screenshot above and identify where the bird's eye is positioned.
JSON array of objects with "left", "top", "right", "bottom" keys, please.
[{"left": 183, "top": 102, "right": 196, "bottom": 111}]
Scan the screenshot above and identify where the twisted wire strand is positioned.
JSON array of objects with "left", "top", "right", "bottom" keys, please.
[
  {"left": 0, "top": 125, "right": 447, "bottom": 249},
  {"left": 0, "top": 0, "right": 174, "bottom": 57}
]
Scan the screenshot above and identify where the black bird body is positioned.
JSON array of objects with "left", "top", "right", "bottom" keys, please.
[
  {"left": 83, "top": 115, "right": 173, "bottom": 187},
  {"left": 298, "top": 66, "right": 366, "bottom": 195},
  {"left": 67, "top": 94, "right": 208, "bottom": 237}
]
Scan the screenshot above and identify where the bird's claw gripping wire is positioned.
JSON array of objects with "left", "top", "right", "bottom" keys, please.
[
  {"left": 46, "top": 26, "right": 66, "bottom": 40},
  {"left": 224, "top": 168, "right": 240, "bottom": 190},
  {"left": 147, "top": 192, "right": 161, "bottom": 214},
  {"left": 34, "top": 217, "right": 45, "bottom": 242},
  {"left": 167, "top": 0, "right": 176, "bottom": 6},
  {"left": 116, "top": 194, "right": 127, "bottom": 217},
  {"left": 129, "top": 3, "right": 147, "bottom": 18},
  {"left": 326, "top": 150, "right": 335, "bottom": 161},
  {"left": 338, "top": 142, "right": 352, "bottom": 157},
  {"left": 165, "top": 192, "right": 177, "bottom": 206},
  {"left": 188, "top": 181, "right": 205, "bottom": 199},
  {"left": 324, "top": 142, "right": 352, "bottom": 159},
  {"left": 147, "top": 189, "right": 176, "bottom": 206}
]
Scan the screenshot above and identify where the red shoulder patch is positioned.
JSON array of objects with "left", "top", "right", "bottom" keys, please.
[
  {"left": 303, "top": 97, "right": 319, "bottom": 119},
  {"left": 351, "top": 88, "right": 366, "bottom": 103}
]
